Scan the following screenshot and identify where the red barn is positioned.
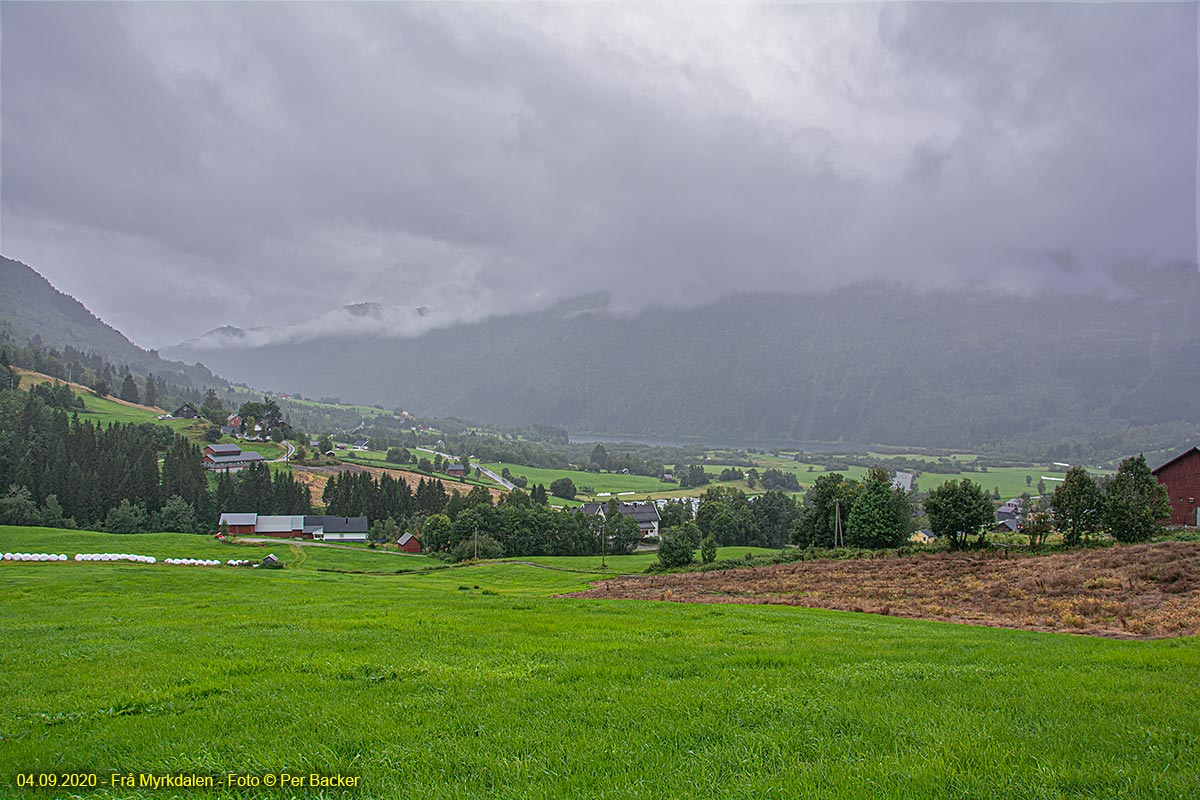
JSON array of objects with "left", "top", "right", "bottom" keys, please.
[
  {"left": 397, "top": 532, "right": 421, "bottom": 553},
  {"left": 218, "top": 513, "right": 259, "bottom": 536},
  {"left": 446, "top": 463, "right": 466, "bottom": 478},
  {"left": 1152, "top": 447, "right": 1200, "bottom": 527}
]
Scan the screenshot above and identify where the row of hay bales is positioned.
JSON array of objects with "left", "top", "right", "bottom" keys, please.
[{"left": 2, "top": 552, "right": 278, "bottom": 568}]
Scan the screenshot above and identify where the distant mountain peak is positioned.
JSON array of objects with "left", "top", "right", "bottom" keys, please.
[{"left": 166, "top": 302, "right": 443, "bottom": 352}]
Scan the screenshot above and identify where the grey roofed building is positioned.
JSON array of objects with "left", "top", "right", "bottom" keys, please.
[
  {"left": 892, "top": 471, "right": 915, "bottom": 492},
  {"left": 397, "top": 532, "right": 415, "bottom": 546},
  {"left": 205, "top": 452, "right": 266, "bottom": 465},
  {"left": 304, "top": 515, "right": 369, "bottom": 534},
  {"left": 578, "top": 501, "right": 660, "bottom": 537},
  {"left": 206, "top": 443, "right": 242, "bottom": 455},
  {"left": 219, "top": 512, "right": 258, "bottom": 527},
  {"left": 621, "top": 503, "right": 660, "bottom": 524}
]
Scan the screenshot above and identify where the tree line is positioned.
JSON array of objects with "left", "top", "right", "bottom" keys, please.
[{"left": 0, "top": 381, "right": 311, "bottom": 533}]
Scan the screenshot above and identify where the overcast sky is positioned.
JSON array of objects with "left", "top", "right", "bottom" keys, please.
[{"left": 2, "top": 2, "right": 1196, "bottom": 349}]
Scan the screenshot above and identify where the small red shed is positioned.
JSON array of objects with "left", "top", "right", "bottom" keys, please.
[
  {"left": 397, "top": 532, "right": 421, "bottom": 553},
  {"left": 1152, "top": 447, "right": 1200, "bottom": 527}
]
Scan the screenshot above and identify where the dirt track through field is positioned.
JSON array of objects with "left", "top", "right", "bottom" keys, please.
[{"left": 567, "top": 541, "right": 1200, "bottom": 639}]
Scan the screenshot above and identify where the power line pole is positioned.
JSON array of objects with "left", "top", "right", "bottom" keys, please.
[
  {"left": 601, "top": 516, "right": 607, "bottom": 570},
  {"left": 834, "top": 500, "right": 843, "bottom": 548}
]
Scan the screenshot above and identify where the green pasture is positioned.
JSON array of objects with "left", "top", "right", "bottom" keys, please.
[
  {"left": 510, "top": 546, "right": 778, "bottom": 573},
  {"left": 0, "top": 528, "right": 436, "bottom": 575},
  {"left": 483, "top": 462, "right": 673, "bottom": 496},
  {"left": 1, "top": 526, "right": 1197, "bottom": 799}
]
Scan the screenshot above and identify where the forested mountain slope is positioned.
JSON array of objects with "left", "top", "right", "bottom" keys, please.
[
  {"left": 0, "top": 256, "right": 225, "bottom": 390},
  {"left": 165, "top": 265, "right": 1200, "bottom": 457}
]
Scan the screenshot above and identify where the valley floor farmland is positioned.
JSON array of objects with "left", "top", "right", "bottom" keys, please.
[{"left": 1, "top": 527, "right": 1198, "bottom": 799}]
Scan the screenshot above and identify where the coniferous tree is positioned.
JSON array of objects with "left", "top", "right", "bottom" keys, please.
[
  {"left": 144, "top": 373, "right": 158, "bottom": 408},
  {"left": 119, "top": 373, "right": 140, "bottom": 404}
]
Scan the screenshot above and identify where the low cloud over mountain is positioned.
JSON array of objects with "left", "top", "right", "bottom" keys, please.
[{"left": 2, "top": 2, "right": 1195, "bottom": 347}]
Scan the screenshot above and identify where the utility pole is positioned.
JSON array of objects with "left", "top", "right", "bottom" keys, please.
[
  {"left": 834, "top": 500, "right": 843, "bottom": 548},
  {"left": 601, "top": 516, "right": 607, "bottom": 570},
  {"left": 474, "top": 524, "right": 479, "bottom": 561}
]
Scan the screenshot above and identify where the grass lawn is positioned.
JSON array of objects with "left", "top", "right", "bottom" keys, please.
[{"left": 2, "top": 526, "right": 1198, "bottom": 799}]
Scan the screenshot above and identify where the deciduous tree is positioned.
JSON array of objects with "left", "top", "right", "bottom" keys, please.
[
  {"left": 1101, "top": 455, "right": 1171, "bottom": 543},
  {"left": 1053, "top": 467, "right": 1101, "bottom": 546},
  {"left": 923, "top": 479, "right": 993, "bottom": 550}
]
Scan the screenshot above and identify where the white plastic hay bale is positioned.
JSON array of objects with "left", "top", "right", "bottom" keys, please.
[
  {"left": 2, "top": 553, "right": 11, "bottom": 561},
  {"left": 147, "top": 556, "right": 156, "bottom": 564}
]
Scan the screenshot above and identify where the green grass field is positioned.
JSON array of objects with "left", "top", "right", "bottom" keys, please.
[
  {"left": 510, "top": 546, "right": 778, "bottom": 573},
  {"left": 0, "top": 528, "right": 437, "bottom": 574},
  {"left": 2, "top": 526, "right": 1198, "bottom": 799}
]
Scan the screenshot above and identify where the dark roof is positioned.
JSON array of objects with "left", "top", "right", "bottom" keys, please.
[
  {"left": 995, "top": 518, "right": 1021, "bottom": 531},
  {"left": 206, "top": 452, "right": 265, "bottom": 464},
  {"left": 579, "top": 503, "right": 606, "bottom": 516},
  {"left": 206, "top": 443, "right": 242, "bottom": 455},
  {"left": 619, "top": 502, "right": 660, "bottom": 523},
  {"left": 1152, "top": 447, "right": 1200, "bottom": 475},
  {"left": 305, "top": 515, "right": 368, "bottom": 534},
  {"left": 174, "top": 402, "right": 199, "bottom": 414}
]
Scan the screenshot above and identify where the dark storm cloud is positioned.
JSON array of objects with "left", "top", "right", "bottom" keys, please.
[{"left": 1, "top": 2, "right": 1195, "bottom": 348}]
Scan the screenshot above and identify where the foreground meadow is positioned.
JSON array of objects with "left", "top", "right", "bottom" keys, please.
[{"left": 1, "top": 528, "right": 1198, "bottom": 799}]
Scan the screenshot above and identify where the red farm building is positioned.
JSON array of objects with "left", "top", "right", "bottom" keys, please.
[
  {"left": 1152, "top": 447, "right": 1200, "bottom": 527},
  {"left": 397, "top": 532, "right": 421, "bottom": 553}
]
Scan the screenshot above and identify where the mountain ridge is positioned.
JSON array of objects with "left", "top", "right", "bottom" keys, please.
[
  {"left": 162, "top": 272, "right": 1200, "bottom": 457},
  {"left": 0, "top": 256, "right": 226, "bottom": 390}
]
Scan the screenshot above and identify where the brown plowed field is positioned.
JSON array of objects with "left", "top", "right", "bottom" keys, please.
[
  {"left": 291, "top": 464, "right": 506, "bottom": 506},
  {"left": 568, "top": 541, "right": 1200, "bottom": 639}
]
